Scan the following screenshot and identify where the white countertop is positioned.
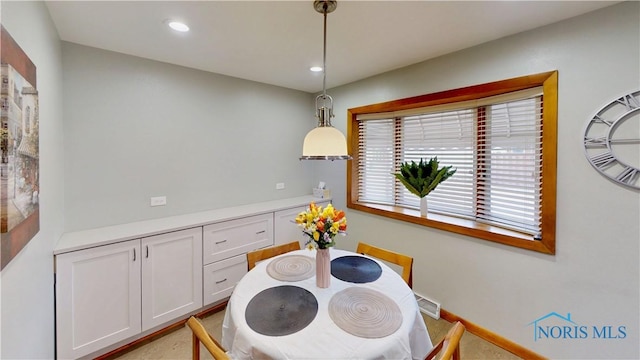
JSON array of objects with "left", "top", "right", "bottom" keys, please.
[{"left": 54, "top": 195, "right": 328, "bottom": 255}]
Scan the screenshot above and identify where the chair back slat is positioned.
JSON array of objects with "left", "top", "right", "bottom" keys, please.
[
  {"left": 247, "top": 241, "right": 301, "bottom": 270},
  {"left": 424, "top": 321, "right": 465, "bottom": 360},
  {"left": 186, "top": 316, "right": 229, "bottom": 360},
  {"left": 356, "top": 242, "right": 413, "bottom": 288}
]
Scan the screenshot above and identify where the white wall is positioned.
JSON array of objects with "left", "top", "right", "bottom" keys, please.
[
  {"left": 1, "top": 1, "right": 637, "bottom": 359},
  {"left": 0, "top": 1, "right": 64, "bottom": 358},
  {"left": 327, "top": 2, "right": 639, "bottom": 359},
  {"left": 62, "top": 43, "right": 316, "bottom": 232}
]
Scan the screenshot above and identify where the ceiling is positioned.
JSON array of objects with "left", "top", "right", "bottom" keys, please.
[{"left": 46, "top": 1, "right": 618, "bottom": 94}]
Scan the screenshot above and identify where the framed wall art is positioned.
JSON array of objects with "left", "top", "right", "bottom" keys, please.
[{"left": 1, "top": 25, "right": 40, "bottom": 270}]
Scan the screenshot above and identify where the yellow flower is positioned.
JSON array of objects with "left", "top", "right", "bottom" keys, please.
[
  {"left": 294, "top": 202, "right": 347, "bottom": 250},
  {"left": 325, "top": 204, "right": 335, "bottom": 217}
]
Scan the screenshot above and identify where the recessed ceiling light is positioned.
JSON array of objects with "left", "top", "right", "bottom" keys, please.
[
  {"left": 310, "top": 66, "right": 323, "bottom": 72},
  {"left": 168, "top": 21, "right": 189, "bottom": 32}
]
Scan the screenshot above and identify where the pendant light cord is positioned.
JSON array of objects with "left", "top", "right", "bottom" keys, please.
[{"left": 322, "top": 2, "right": 328, "bottom": 100}]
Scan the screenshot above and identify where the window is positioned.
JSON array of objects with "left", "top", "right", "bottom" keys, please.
[{"left": 347, "top": 71, "right": 557, "bottom": 254}]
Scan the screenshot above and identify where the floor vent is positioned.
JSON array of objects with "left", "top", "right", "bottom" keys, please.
[{"left": 414, "top": 292, "right": 441, "bottom": 320}]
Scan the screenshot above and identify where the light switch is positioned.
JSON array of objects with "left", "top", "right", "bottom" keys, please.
[{"left": 150, "top": 196, "right": 167, "bottom": 207}]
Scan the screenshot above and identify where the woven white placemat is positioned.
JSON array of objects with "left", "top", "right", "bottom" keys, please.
[
  {"left": 328, "top": 287, "right": 402, "bottom": 338},
  {"left": 266, "top": 255, "right": 315, "bottom": 282}
]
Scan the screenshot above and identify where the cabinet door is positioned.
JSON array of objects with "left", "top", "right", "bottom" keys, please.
[
  {"left": 274, "top": 201, "right": 330, "bottom": 247},
  {"left": 141, "top": 227, "right": 203, "bottom": 331},
  {"left": 56, "top": 239, "right": 141, "bottom": 359}
]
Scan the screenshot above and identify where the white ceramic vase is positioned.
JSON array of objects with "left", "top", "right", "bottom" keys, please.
[{"left": 420, "top": 197, "right": 428, "bottom": 217}]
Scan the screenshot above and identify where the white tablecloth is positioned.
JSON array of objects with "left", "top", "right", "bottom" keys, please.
[{"left": 222, "top": 249, "right": 432, "bottom": 359}]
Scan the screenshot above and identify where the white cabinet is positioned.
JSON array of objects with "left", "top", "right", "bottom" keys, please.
[
  {"left": 141, "top": 228, "right": 203, "bottom": 331},
  {"left": 56, "top": 228, "right": 203, "bottom": 359},
  {"left": 202, "top": 213, "right": 273, "bottom": 306},
  {"left": 54, "top": 196, "right": 328, "bottom": 358},
  {"left": 56, "top": 240, "right": 141, "bottom": 360},
  {"left": 274, "top": 200, "right": 330, "bottom": 248}
]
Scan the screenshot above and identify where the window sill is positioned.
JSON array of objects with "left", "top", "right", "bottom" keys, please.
[{"left": 347, "top": 201, "right": 555, "bottom": 254}]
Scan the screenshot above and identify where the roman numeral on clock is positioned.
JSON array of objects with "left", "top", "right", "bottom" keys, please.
[
  {"left": 584, "top": 137, "right": 608, "bottom": 148},
  {"left": 590, "top": 152, "right": 617, "bottom": 169},
  {"left": 592, "top": 114, "right": 613, "bottom": 127},
  {"left": 616, "top": 166, "right": 639, "bottom": 185},
  {"left": 616, "top": 94, "right": 640, "bottom": 111}
]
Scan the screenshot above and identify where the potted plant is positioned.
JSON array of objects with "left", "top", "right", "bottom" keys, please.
[{"left": 392, "top": 157, "right": 456, "bottom": 216}]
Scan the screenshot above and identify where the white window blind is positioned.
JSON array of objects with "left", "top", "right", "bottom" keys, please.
[
  {"left": 358, "top": 118, "right": 395, "bottom": 205},
  {"left": 357, "top": 89, "right": 543, "bottom": 237}
]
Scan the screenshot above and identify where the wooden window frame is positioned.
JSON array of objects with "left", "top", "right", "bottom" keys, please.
[{"left": 347, "top": 71, "right": 557, "bottom": 254}]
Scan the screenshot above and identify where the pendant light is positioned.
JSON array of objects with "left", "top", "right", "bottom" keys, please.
[{"left": 300, "top": 0, "right": 352, "bottom": 161}]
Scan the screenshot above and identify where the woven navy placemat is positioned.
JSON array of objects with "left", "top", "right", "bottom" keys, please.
[
  {"left": 331, "top": 256, "right": 382, "bottom": 283},
  {"left": 245, "top": 285, "right": 318, "bottom": 336}
]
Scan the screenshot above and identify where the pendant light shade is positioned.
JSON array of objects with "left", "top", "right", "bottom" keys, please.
[
  {"left": 300, "top": 0, "right": 352, "bottom": 161},
  {"left": 302, "top": 127, "right": 350, "bottom": 160}
]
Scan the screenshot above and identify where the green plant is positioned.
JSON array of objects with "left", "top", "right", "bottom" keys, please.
[{"left": 392, "top": 157, "right": 456, "bottom": 198}]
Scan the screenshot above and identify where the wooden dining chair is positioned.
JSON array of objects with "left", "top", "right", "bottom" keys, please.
[
  {"left": 185, "top": 316, "right": 230, "bottom": 360},
  {"left": 356, "top": 242, "right": 413, "bottom": 288},
  {"left": 246, "top": 241, "right": 301, "bottom": 270},
  {"left": 424, "top": 321, "right": 466, "bottom": 360}
]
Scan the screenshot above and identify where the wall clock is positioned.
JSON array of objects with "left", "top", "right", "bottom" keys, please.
[{"left": 583, "top": 90, "right": 640, "bottom": 190}]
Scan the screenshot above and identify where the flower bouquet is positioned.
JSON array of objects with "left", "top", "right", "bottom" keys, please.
[{"left": 294, "top": 202, "right": 347, "bottom": 250}]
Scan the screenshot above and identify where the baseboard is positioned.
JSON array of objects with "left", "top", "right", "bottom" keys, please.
[{"left": 440, "top": 308, "right": 547, "bottom": 360}]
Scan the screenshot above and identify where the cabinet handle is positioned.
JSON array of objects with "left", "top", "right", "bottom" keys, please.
[
  {"left": 256, "top": 230, "right": 266, "bottom": 234},
  {"left": 215, "top": 278, "right": 228, "bottom": 284},
  {"left": 133, "top": 248, "right": 136, "bottom": 261},
  {"left": 146, "top": 245, "right": 149, "bottom": 258},
  {"left": 215, "top": 240, "right": 227, "bottom": 245}
]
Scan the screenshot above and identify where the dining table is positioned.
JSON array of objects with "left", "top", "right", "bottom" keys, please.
[{"left": 222, "top": 248, "right": 433, "bottom": 359}]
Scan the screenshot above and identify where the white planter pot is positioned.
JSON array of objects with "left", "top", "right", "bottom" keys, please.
[{"left": 420, "top": 197, "right": 428, "bottom": 217}]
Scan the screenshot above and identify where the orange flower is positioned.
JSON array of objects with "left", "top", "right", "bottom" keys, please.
[{"left": 294, "top": 202, "right": 347, "bottom": 250}]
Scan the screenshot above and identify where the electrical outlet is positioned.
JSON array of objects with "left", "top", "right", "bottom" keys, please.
[
  {"left": 150, "top": 196, "right": 167, "bottom": 207},
  {"left": 276, "top": 183, "right": 285, "bottom": 190}
]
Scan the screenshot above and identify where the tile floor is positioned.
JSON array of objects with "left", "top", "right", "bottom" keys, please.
[{"left": 110, "top": 308, "right": 521, "bottom": 360}]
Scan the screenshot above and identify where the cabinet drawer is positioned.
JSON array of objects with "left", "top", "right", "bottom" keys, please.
[
  {"left": 203, "top": 213, "right": 273, "bottom": 264},
  {"left": 203, "top": 254, "right": 247, "bottom": 306}
]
